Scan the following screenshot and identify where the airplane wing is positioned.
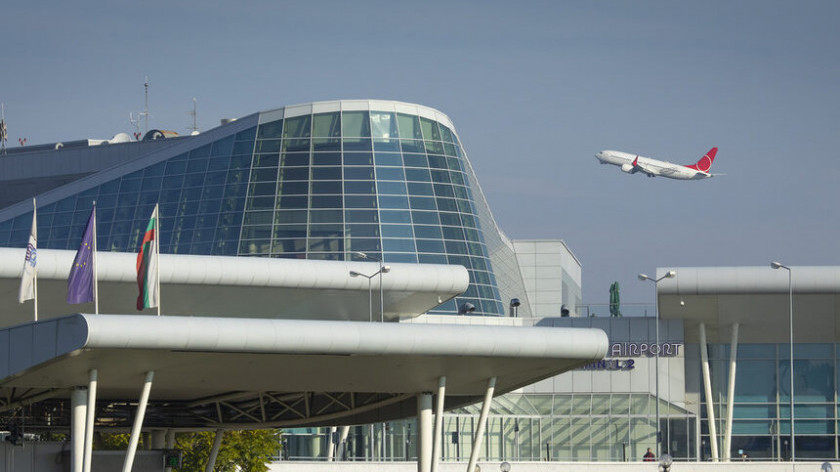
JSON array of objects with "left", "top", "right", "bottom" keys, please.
[{"left": 632, "top": 157, "right": 658, "bottom": 177}]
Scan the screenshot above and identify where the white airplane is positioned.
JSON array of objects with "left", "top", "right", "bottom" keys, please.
[{"left": 595, "top": 147, "right": 719, "bottom": 180}]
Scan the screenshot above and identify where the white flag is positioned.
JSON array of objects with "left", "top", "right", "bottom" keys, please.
[{"left": 18, "top": 203, "right": 37, "bottom": 303}]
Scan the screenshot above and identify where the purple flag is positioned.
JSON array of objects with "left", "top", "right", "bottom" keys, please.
[{"left": 67, "top": 208, "right": 96, "bottom": 304}]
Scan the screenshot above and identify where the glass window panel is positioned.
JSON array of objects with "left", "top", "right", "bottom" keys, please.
[
  {"left": 346, "top": 224, "right": 379, "bottom": 237},
  {"left": 430, "top": 169, "right": 451, "bottom": 183},
  {"left": 344, "top": 181, "right": 375, "bottom": 194},
  {"left": 436, "top": 198, "right": 458, "bottom": 212},
  {"left": 310, "top": 195, "right": 342, "bottom": 208},
  {"left": 343, "top": 138, "right": 372, "bottom": 151},
  {"left": 434, "top": 184, "right": 455, "bottom": 198},
  {"left": 345, "top": 195, "right": 377, "bottom": 208},
  {"left": 734, "top": 360, "right": 776, "bottom": 402},
  {"left": 312, "top": 112, "right": 341, "bottom": 137},
  {"left": 278, "top": 181, "right": 308, "bottom": 195},
  {"left": 379, "top": 210, "right": 412, "bottom": 224},
  {"left": 382, "top": 238, "right": 416, "bottom": 252},
  {"left": 277, "top": 196, "right": 307, "bottom": 209},
  {"left": 247, "top": 196, "right": 275, "bottom": 210},
  {"left": 283, "top": 139, "right": 310, "bottom": 152},
  {"left": 243, "top": 211, "right": 273, "bottom": 226},
  {"left": 376, "top": 167, "right": 405, "bottom": 180},
  {"left": 229, "top": 155, "right": 252, "bottom": 170},
  {"left": 402, "top": 153, "right": 428, "bottom": 168},
  {"left": 397, "top": 113, "right": 423, "bottom": 140},
  {"left": 381, "top": 224, "right": 413, "bottom": 238},
  {"left": 241, "top": 225, "right": 272, "bottom": 240},
  {"left": 258, "top": 119, "right": 284, "bottom": 139},
  {"left": 308, "top": 237, "right": 344, "bottom": 253},
  {"left": 283, "top": 115, "right": 311, "bottom": 138},
  {"left": 347, "top": 238, "right": 381, "bottom": 252},
  {"left": 249, "top": 182, "right": 276, "bottom": 196},
  {"left": 439, "top": 213, "right": 462, "bottom": 226},
  {"left": 425, "top": 141, "right": 444, "bottom": 154},
  {"left": 165, "top": 159, "right": 188, "bottom": 175},
  {"left": 420, "top": 117, "right": 442, "bottom": 141},
  {"left": 275, "top": 210, "right": 308, "bottom": 224},
  {"left": 232, "top": 141, "right": 255, "bottom": 155},
  {"left": 377, "top": 181, "right": 407, "bottom": 195},
  {"left": 408, "top": 182, "right": 434, "bottom": 196},
  {"left": 309, "top": 209, "right": 342, "bottom": 223},
  {"left": 343, "top": 152, "right": 373, "bottom": 166},
  {"left": 427, "top": 155, "right": 447, "bottom": 169},
  {"left": 384, "top": 253, "right": 418, "bottom": 263},
  {"left": 345, "top": 210, "right": 378, "bottom": 223},
  {"left": 400, "top": 139, "right": 425, "bottom": 153},
  {"left": 781, "top": 360, "right": 834, "bottom": 402},
  {"left": 414, "top": 225, "right": 442, "bottom": 239},
  {"left": 312, "top": 166, "right": 341, "bottom": 181},
  {"left": 374, "top": 152, "right": 402, "bottom": 166},
  {"left": 451, "top": 171, "right": 466, "bottom": 186},
  {"left": 342, "top": 111, "right": 370, "bottom": 137},
  {"left": 442, "top": 226, "right": 465, "bottom": 240},
  {"left": 445, "top": 240, "right": 468, "bottom": 254},
  {"left": 412, "top": 211, "right": 440, "bottom": 225},
  {"left": 312, "top": 152, "right": 341, "bottom": 166},
  {"left": 794, "top": 343, "right": 832, "bottom": 358},
  {"left": 309, "top": 224, "right": 343, "bottom": 238},
  {"left": 405, "top": 168, "right": 431, "bottom": 182},
  {"left": 279, "top": 167, "right": 309, "bottom": 181},
  {"left": 281, "top": 153, "right": 310, "bottom": 167},
  {"left": 410, "top": 196, "right": 437, "bottom": 210},
  {"left": 439, "top": 124, "right": 454, "bottom": 143},
  {"left": 370, "top": 111, "right": 398, "bottom": 139},
  {"left": 378, "top": 196, "right": 409, "bottom": 209},
  {"left": 416, "top": 239, "right": 445, "bottom": 253},
  {"left": 373, "top": 139, "right": 400, "bottom": 152},
  {"left": 312, "top": 138, "right": 341, "bottom": 152},
  {"left": 251, "top": 168, "right": 278, "bottom": 182},
  {"left": 273, "top": 226, "right": 308, "bottom": 239},
  {"left": 311, "top": 181, "right": 342, "bottom": 194},
  {"left": 254, "top": 154, "right": 279, "bottom": 167},
  {"left": 419, "top": 254, "right": 447, "bottom": 264},
  {"left": 344, "top": 167, "right": 375, "bottom": 180},
  {"left": 256, "top": 139, "right": 281, "bottom": 153}
]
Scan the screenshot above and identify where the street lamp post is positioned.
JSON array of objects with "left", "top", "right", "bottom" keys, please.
[
  {"left": 351, "top": 251, "right": 390, "bottom": 322},
  {"left": 771, "top": 261, "right": 794, "bottom": 466},
  {"left": 638, "top": 270, "right": 676, "bottom": 459}
]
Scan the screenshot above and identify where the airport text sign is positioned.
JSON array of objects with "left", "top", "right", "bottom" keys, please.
[{"left": 579, "top": 342, "right": 683, "bottom": 371}]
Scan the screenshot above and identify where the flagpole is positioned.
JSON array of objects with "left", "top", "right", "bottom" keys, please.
[
  {"left": 33, "top": 198, "right": 38, "bottom": 322},
  {"left": 155, "top": 203, "right": 160, "bottom": 316},
  {"left": 92, "top": 202, "right": 98, "bottom": 315}
]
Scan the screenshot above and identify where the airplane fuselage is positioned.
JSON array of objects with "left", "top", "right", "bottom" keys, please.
[{"left": 595, "top": 150, "right": 713, "bottom": 180}]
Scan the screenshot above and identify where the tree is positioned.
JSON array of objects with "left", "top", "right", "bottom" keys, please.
[{"left": 98, "top": 429, "right": 282, "bottom": 472}]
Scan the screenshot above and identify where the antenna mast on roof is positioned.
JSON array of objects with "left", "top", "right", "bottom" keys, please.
[
  {"left": 188, "top": 97, "right": 199, "bottom": 135},
  {"left": 0, "top": 104, "right": 7, "bottom": 155},
  {"left": 129, "top": 76, "right": 151, "bottom": 140}
]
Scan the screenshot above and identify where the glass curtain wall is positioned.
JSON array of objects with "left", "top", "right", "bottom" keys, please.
[
  {"left": 281, "top": 393, "right": 695, "bottom": 462},
  {"left": 700, "top": 342, "right": 838, "bottom": 461}
]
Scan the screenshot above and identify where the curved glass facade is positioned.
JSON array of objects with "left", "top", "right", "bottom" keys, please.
[{"left": 0, "top": 101, "right": 504, "bottom": 316}]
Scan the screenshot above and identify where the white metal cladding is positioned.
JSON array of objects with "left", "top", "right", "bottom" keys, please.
[
  {"left": 0, "top": 247, "right": 468, "bottom": 292},
  {"left": 656, "top": 266, "right": 840, "bottom": 295}
]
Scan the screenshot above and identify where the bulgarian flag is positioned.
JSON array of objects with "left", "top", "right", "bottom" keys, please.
[{"left": 136, "top": 204, "right": 160, "bottom": 311}]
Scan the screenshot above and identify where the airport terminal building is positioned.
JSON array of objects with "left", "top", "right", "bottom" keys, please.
[{"left": 2, "top": 99, "right": 840, "bottom": 469}]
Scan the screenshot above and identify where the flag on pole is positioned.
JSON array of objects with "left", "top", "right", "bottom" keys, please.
[
  {"left": 18, "top": 202, "right": 37, "bottom": 303},
  {"left": 136, "top": 204, "right": 159, "bottom": 310},
  {"left": 67, "top": 207, "right": 96, "bottom": 304}
]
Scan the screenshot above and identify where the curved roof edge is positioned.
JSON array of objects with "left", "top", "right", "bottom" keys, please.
[
  {"left": 256, "top": 99, "right": 456, "bottom": 131},
  {"left": 657, "top": 266, "right": 840, "bottom": 295}
]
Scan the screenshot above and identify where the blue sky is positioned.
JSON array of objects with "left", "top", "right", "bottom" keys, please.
[{"left": 2, "top": 1, "right": 838, "bottom": 305}]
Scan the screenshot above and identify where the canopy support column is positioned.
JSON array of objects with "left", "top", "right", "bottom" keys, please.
[
  {"left": 466, "top": 377, "right": 496, "bottom": 472},
  {"left": 337, "top": 426, "right": 350, "bottom": 461},
  {"left": 699, "top": 323, "right": 719, "bottom": 461},
  {"left": 83, "top": 369, "right": 98, "bottom": 472},
  {"left": 431, "top": 376, "right": 446, "bottom": 472},
  {"left": 205, "top": 430, "right": 224, "bottom": 472},
  {"left": 71, "top": 387, "right": 87, "bottom": 472},
  {"left": 417, "top": 392, "right": 433, "bottom": 472},
  {"left": 326, "top": 426, "right": 337, "bottom": 461},
  {"left": 723, "top": 322, "right": 739, "bottom": 461},
  {"left": 122, "top": 371, "right": 154, "bottom": 472}
]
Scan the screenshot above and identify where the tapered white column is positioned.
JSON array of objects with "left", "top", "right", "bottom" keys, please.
[
  {"left": 71, "top": 388, "right": 88, "bottom": 472},
  {"left": 699, "top": 323, "right": 719, "bottom": 461},
  {"left": 83, "top": 369, "right": 98, "bottom": 472},
  {"left": 431, "top": 376, "right": 446, "bottom": 472},
  {"left": 122, "top": 371, "right": 154, "bottom": 472},
  {"left": 337, "top": 425, "right": 350, "bottom": 461},
  {"left": 723, "top": 323, "right": 739, "bottom": 461},
  {"left": 327, "top": 427, "right": 337, "bottom": 461},
  {"left": 205, "top": 430, "right": 224, "bottom": 472},
  {"left": 417, "top": 393, "right": 433, "bottom": 472},
  {"left": 466, "top": 377, "right": 496, "bottom": 472}
]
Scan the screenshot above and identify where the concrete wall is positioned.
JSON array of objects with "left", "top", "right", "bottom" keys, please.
[
  {"left": 268, "top": 460, "right": 831, "bottom": 472},
  {"left": 0, "top": 442, "right": 164, "bottom": 472}
]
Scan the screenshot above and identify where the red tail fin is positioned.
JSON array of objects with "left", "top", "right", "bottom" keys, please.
[{"left": 685, "top": 147, "right": 717, "bottom": 172}]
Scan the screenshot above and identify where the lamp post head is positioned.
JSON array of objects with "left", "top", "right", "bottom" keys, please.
[
  {"left": 664, "top": 270, "right": 676, "bottom": 278},
  {"left": 659, "top": 453, "right": 673, "bottom": 471},
  {"left": 349, "top": 271, "right": 362, "bottom": 277},
  {"left": 771, "top": 261, "right": 788, "bottom": 270},
  {"left": 382, "top": 265, "right": 391, "bottom": 273},
  {"left": 354, "top": 251, "right": 369, "bottom": 259},
  {"left": 638, "top": 273, "right": 650, "bottom": 281}
]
